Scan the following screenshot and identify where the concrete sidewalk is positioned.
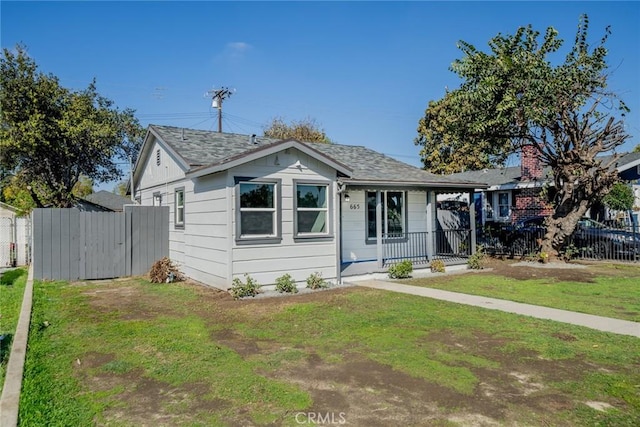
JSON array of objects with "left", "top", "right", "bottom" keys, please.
[{"left": 354, "top": 280, "right": 640, "bottom": 338}]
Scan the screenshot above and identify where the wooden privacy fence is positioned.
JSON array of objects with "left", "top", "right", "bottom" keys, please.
[{"left": 32, "top": 206, "right": 169, "bottom": 280}]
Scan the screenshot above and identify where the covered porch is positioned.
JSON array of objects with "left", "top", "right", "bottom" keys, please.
[{"left": 339, "top": 186, "right": 477, "bottom": 277}]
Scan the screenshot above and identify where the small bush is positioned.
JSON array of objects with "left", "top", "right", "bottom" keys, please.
[
  {"left": 467, "top": 247, "right": 486, "bottom": 270},
  {"left": 306, "top": 272, "right": 328, "bottom": 290},
  {"left": 388, "top": 260, "right": 413, "bottom": 279},
  {"left": 149, "top": 257, "right": 185, "bottom": 283},
  {"left": 230, "top": 274, "right": 260, "bottom": 299},
  {"left": 275, "top": 273, "right": 298, "bottom": 294},
  {"left": 430, "top": 259, "right": 446, "bottom": 273}
]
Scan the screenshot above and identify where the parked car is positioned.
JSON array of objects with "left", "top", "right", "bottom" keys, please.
[
  {"left": 505, "top": 216, "right": 640, "bottom": 260},
  {"left": 572, "top": 217, "right": 640, "bottom": 260}
]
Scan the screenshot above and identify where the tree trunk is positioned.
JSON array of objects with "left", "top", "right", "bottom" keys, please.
[{"left": 540, "top": 189, "right": 591, "bottom": 259}]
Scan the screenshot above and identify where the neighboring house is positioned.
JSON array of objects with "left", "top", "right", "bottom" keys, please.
[
  {"left": 448, "top": 147, "right": 640, "bottom": 226},
  {"left": 79, "top": 190, "right": 136, "bottom": 212},
  {"left": 0, "top": 201, "right": 30, "bottom": 266},
  {"left": 132, "top": 125, "right": 485, "bottom": 289}
]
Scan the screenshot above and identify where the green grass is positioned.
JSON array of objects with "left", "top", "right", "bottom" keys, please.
[
  {"left": 19, "top": 279, "right": 311, "bottom": 426},
  {"left": 18, "top": 275, "right": 640, "bottom": 426},
  {"left": 0, "top": 267, "right": 28, "bottom": 391},
  {"left": 401, "top": 263, "right": 640, "bottom": 321}
]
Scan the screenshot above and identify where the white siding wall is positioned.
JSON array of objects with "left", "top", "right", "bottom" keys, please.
[
  {"left": 230, "top": 148, "right": 338, "bottom": 286},
  {"left": 183, "top": 174, "right": 228, "bottom": 287},
  {"left": 137, "top": 176, "right": 230, "bottom": 288},
  {"left": 341, "top": 189, "right": 427, "bottom": 264},
  {"left": 135, "top": 144, "right": 340, "bottom": 289},
  {"left": 138, "top": 140, "right": 185, "bottom": 189}
]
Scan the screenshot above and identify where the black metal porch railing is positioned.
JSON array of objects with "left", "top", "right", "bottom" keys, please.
[
  {"left": 382, "top": 229, "right": 473, "bottom": 266},
  {"left": 435, "top": 228, "right": 472, "bottom": 259},
  {"left": 383, "top": 232, "right": 429, "bottom": 265}
]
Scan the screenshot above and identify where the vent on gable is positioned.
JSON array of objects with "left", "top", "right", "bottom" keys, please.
[{"left": 156, "top": 149, "right": 161, "bottom": 166}]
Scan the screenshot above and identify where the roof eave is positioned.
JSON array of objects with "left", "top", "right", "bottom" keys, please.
[{"left": 342, "top": 178, "right": 488, "bottom": 190}]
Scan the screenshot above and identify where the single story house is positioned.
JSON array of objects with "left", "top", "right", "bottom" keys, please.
[
  {"left": 446, "top": 147, "right": 640, "bottom": 226},
  {"left": 131, "top": 125, "right": 485, "bottom": 289}
]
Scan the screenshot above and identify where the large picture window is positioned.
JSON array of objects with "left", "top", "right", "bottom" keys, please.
[
  {"left": 238, "top": 181, "right": 277, "bottom": 238},
  {"left": 296, "top": 183, "right": 329, "bottom": 236},
  {"left": 367, "top": 191, "right": 405, "bottom": 239}
]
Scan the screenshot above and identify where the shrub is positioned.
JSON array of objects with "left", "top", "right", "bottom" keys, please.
[
  {"left": 467, "top": 247, "right": 486, "bottom": 270},
  {"left": 306, "top": 272, "right": 328, "bottom": 290},
  {"left": 388, "top": 260, "right": 413, "bottom": 279},
  {"left": 430, "top": 259, "right": 446, "bottom": 273},
  {"left": 275, "top": 273, "right": 298, "bottom": 294},
  {"left": 149, "top": 257, "right": 185, "bottom": 283},
  {"left": 229, "top": 274, "right": 260, "bottom": 299}
]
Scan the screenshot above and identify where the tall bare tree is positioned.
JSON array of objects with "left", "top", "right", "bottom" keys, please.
[{"left": 415, "top": 15, "right": 630, "bottom": 257}]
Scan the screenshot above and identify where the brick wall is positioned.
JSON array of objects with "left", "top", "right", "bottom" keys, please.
[
  {"left": 521, "top": 144, "right": 543, "bottom": 181},
  {"left": 512, "top": 187, "right": 554, "bottom": 221}
]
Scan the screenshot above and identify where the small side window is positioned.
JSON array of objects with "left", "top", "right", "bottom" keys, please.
[{"left": 175, "top": 188, "right": 185, "bottom": 228}]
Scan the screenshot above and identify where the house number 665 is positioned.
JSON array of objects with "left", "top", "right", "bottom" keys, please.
[{"left": 349, "top": 204, "right": 360, "bottom": 210}]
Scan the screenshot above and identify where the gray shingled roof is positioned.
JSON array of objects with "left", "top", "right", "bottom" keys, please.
[
  {"left": 83, "top": 190, "right": 133, "bottom": 212},
  {"left": 448, "top": 151, "right": 640, "bottom": 187},
  {"left": 149, "top": 125, "right": 483, "bottom": 187}
]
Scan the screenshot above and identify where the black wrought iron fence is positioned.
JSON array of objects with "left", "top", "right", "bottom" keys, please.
[{"left": 479, "top": 218, "right": 640, "bottom": 262}]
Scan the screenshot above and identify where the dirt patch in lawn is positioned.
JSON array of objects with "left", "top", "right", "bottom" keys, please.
[
  {"left": 74, "top": 279, "right": 628, "bottom": 426},
  {"left": 481, "top": 258, "right": 597, "bottom": 282}
]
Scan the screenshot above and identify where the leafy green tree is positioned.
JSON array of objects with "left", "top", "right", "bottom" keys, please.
[
  {"left": 263, "top": 117, "right": 332, "bottom": 143},
  {"left": 415, "top": 15, "right": 630, "bottom": 257},
  {"left": 603, "top": 182, "right": 634, "bottom": 212},
  {"left": 1, "top": 176, "right": 36, "bottom": 216},
  {"left": 113, "top": 180, "right": 129, "bottom": 197},
  {"left": 0, "top": 45, "right": 144, "bottom": 208},
  {"left": 71, "top": 175, "right": 94, "bottom": 198}
]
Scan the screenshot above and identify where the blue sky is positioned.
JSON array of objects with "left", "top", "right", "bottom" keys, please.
[{"left": 2, "top": 1, "right": 639, "bottom": 192}]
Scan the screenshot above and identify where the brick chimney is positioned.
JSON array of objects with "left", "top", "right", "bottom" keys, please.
[{"left": 521, "top": 144, "right": 543, "bottom": 181}]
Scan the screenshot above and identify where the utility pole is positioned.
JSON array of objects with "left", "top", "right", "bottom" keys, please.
[{"left": 205, "top": 86, "right": 235, "bottom": 133}]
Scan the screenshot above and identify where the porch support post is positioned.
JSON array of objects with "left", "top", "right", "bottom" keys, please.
[
  {"left": 469, "top": 191, "right": 477, "bottom": 255},
  {"left": 376, "top": 191, "right": 383, "bottom": 268},
  {"left": 426, "top": 191, "right": 435, "bottom": 261}
]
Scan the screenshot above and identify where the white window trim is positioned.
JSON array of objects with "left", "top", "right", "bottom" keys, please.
[
  {"left": 235, "top": 178, "right": 281, "bottom": 241},
  {"left": 294, "top": 181, "right": 332, "bottom": 238},
  {"left": 496, "top": 191, "right": 511, "bottom": 220}
]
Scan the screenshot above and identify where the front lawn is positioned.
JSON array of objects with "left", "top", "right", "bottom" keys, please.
[
  {"left": 402, "top": 261, "right": 640, "bottom": 321},
  {"left": 19, "top": 274, "right": 640, "bottom": 426}
]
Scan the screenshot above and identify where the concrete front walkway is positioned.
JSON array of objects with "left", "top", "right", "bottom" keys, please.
[{"left": 355, "top": 280, "right": 640, "bottom": 338}]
